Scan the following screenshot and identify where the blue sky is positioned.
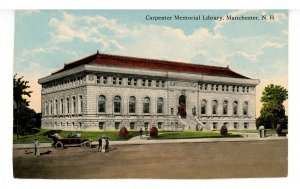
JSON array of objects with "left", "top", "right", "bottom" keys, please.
[{"left": 14, "top": 10, "right": 288, "bottom": 115}]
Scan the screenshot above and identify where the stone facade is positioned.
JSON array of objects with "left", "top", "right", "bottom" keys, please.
[{"left": 38, "top": 53, "right": 260, "bottom": 131}]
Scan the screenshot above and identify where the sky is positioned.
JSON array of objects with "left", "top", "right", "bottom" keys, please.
[{"left": 14, "top": 10, "right": 288, "bottom": 116}]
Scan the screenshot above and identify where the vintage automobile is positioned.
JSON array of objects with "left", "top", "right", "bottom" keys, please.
[{"left": 48, "top": 133, "right": 92, "bottom": 149}]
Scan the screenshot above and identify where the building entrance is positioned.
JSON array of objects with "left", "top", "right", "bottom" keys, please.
[{"left": 178, "top": 95, "right": 187, "bottom": 118}]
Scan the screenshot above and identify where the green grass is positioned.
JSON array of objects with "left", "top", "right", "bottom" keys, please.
[
  {"left": 149, "top": 131, "right": 242, "bottom": 140},
  {"left": 13, "top": 129, "right": 140, "bottom": 144}
]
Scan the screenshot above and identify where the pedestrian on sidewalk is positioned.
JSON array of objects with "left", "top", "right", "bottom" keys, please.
[
  {"left": 33, "top": 137, "right": 40, "bottom": 157},
  {"left": 98, "top": 136, "right": 102, "bottom": 152},
  {"left": 101, "top": 137, "right": 107, "bottom": 153},
  {"left": 139, "top": 128, "right": 143, "bottom": 139}
]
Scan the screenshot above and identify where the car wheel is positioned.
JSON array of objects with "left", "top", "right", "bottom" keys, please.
[
  {"left": 84, "top": 141, "right": 91, "bottom": 148},
  {"left": 55, "top": 142, "right": 64, "bottom": 150}
]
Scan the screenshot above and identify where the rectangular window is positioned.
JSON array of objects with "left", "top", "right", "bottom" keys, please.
[
  {"left": 103, "top": 77, "right": 107, "bottom": 84},
  {"left": 244, "top": 122, "right": 249, "bottom": 129},
  {"left": 130, "top": 122, "right": 135, "bottom": 130},
  {"left": 133, "top": 79, "right": 137, "bottom": 86},
  {"left": 234, "top": 122, "right": 239, "bottom": 129},
  {"left": 115, "top": 122, "right": 120, "bottom": 130},
  {"left": 156, "top": 80, "right": 159, "bottom": 87},
  {"left": 142, "top": 79, "right": 146, "bottom": 86},
  {"left": 148, "top": 80, "right": 151, "bottom": 87},
  {"left": 158, "top": 122, "right": 163, "bottom": 129},
  {"left": 128, "top": 78, "right": 131, "bottom": 85},
  {"left": 118, "top": 78, "right": 122, "bottom": 85},
  {"left": 171, "top": 108, "right": 174, "bottom": 114},
  {"left": 99, "top": 122, "right": 105, "bottom": 130},
  {"left": 96, "top": 76, "right": 101, "bottom": 83},
  {"left": 112, "top": 77, "right": 117, "bottom": 85},
  {"left": 161, "top": 81, "right": 165, "bottom": 87},
  {"left": 213, "top": 122, "right": 218, "bottom": 130}
]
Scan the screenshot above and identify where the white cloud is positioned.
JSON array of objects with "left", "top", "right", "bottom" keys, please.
[{"left": 213, "top": 10, "right": 257, "bottom": 35}]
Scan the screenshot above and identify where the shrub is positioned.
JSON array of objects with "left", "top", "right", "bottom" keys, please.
[
  {"left": 150, "top": 126, "right": 158, "bottom": 138},
  {"left": 220, "top": 125, "right": 228, "bottom": 136},
  {"left": 119, "top": 127, "right": 128, "bottom": 138}
]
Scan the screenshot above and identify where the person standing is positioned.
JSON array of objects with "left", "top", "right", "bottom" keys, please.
[
  {"left": 101, "top": 137, "right": 106, "bottom": 153},
  {"left": 34, "top": 137, "right": 40, "bottom": 157},
  {"left": 139, "top": 128, "right": 143, "bottom": 139},
  {"left": 105, "top": 137, "right": 110, "bottom": 151}
]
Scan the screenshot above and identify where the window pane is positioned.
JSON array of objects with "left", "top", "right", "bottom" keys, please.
[
  {"left": 233, "top": 101, "right": 238, "bottom": 115},
  {"left": 243, "top": 102, "right": 248, "bottom": 115},
  {"left": 129, "top": 96, "right": 136, "bottom": 113},
  {"left": 114, "top": 96, "right": 121, "bottom": 113},
  {"left": 157, "top": 98, "right": 163, "bottom": 113},
  {"left": 212, "top": 100, "right": 218, "bottom": 114},
  {"left": 98, "top": 95, "right": 106, "bottom": 112},
  {"left": 201, "top": 100, "right": 206, "bottom": 114},
  {"left": 223, "top": 101, "right": 228, "bottom": 115},
  {"left": 143, "top": 97, "right": 150, "bottom": 113}
]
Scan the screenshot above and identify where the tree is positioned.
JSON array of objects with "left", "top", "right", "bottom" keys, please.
[
  {"left": 13, "top": 74, "right": 40, "bottom": 138},
  {"left": 13, "top": 74, "right": 32, "bottom": 107},
  {"left": 257, "top": 84, "right": 288, "bottom": 129}
]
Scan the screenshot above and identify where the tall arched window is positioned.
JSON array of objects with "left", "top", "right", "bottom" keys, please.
[
  {"left": 129, "top": 96, "right": 136, "bottom": 113},
  {"left": 45, "top": 101, "right": 48, "bottom": 115},
  {"left": 223, "top": 100, "right": 228, "bottom": 115},
  {"left": 243, "top": 101, "right": 248, "bottom": 115},
  {"left": 233, "top": 101, "right": 238, "bottom": 115},
  {"left": 60, "top": 99, "right": 64, "bottom": 115},
  {"left": 114, "top": 96, "right": 121, "bottom": 113},
  {"left": 72, "top": 96, "right": 76, "bottom": 114},
  {"left": 157, "top": 97, "right": 164, "bottom": 113},
  {"left": 201, "top": 100, "right": 207, "bottom": 114},
  {"left": 98, "top": 95, "right": 106, "bottom": 113},
  {"left": 79, "top": 95, "right": 83, "bottom": 113},
  {"left": 67, "top": 98, "right": 70, "bottom": 114},
  {"left": 212, "top": 100, "right": 218, "bottom": 114},
  {"left": 143, "top": 97, "right": 150, "bottom": 113},
  {"left": 55, "top": 99, "right": 58, "bottom": 115},
  {"left": 50, "top": 100, "right": 53, "bottom": 115}
]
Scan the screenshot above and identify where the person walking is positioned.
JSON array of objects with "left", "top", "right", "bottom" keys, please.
[
  {"left": 139, "top": 128, "right": 143, "bottom": 139},
  {"left": 33, "top": 137, "right": 40, "bottom": 157},
  {"left": 97, "top": 136, "right": 102, "bottom": 152}
]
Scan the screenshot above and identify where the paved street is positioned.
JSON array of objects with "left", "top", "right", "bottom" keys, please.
[{"left": 13, "top": 139, "right": 287, "bottom": 179}]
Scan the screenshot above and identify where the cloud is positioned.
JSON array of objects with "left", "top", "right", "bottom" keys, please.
[
  {"left": 213, "top": 10, "right": 257, "bottom": 35},
  {"left": 15, "top": 11, "right": 288, "bottom": 113}
]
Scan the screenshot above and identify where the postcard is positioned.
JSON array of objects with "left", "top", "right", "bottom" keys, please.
[{"left": 13, "top": 10, "right": 288, "bottom": 179}]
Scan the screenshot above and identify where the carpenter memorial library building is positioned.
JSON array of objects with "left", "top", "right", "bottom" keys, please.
[{"left": 38, "top": 51, "right": 260, "bottom": 131}]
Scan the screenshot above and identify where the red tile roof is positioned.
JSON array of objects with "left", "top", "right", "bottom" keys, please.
[{"left": 52, "top": 52, "right": 249, "bottom": 79}]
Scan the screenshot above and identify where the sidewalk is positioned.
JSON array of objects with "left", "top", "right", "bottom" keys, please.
[{"left": 13, "top": 134, "right": 287, "bottom": 149}]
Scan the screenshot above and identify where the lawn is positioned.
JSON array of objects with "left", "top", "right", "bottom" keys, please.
[
  {"left": 13, "top": 129, "right": 140, "bottom": 144},
  {"left": 13, "top": 129, "right": 246, "bottom": 143},
  {"left": 150, "top": 131, "right": 242, "bottom": 140}
]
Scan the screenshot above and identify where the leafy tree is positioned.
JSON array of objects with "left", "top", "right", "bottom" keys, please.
[
  {"left": 13, "top": 74, "right": 32, "bottom": 107},
  {"left": 13, "top": 74, "right": 40, "bottom": 138},
  {"left": 257, "top": 84, "right": 288, "bottom": 129}
]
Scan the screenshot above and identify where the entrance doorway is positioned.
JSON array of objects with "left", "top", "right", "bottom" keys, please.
[{"left": 178, "top": 95, "right": 187, "bottom": 118}]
